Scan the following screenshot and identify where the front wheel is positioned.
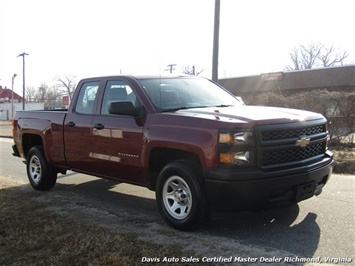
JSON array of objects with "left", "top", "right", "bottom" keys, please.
[
  {"left": 27, "top": 146, "right": 57, "bottom": 191},
  {"left": 156, "top": 161, "right": 209, "bottom": 231}
]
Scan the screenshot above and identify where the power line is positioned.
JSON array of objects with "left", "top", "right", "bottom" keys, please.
[{"left": 165, "top": 64, "right": 176, "bottom": 74}]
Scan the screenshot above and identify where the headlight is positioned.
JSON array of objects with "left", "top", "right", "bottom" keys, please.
[
  {"left": 234, "top": 132, "right": 253, "bottom": 144},
  {"left": 219, "top": 131, "right": 253, "bottom": 144},
  {"left": 218, "top": 130, "right": 254, "bottom": 166}
]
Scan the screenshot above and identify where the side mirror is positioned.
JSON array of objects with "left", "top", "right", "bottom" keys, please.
[{"left": 108, "top": 101, "right": 142, "bottom": 117}]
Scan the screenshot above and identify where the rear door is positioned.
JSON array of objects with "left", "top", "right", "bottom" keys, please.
[
  {"left": 64, "top": 80, "right": 101, "bottom": 173},
  {"left": 90, "top": 79, "right": 145, "bottom": 184}
]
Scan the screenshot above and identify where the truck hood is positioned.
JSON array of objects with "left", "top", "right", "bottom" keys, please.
[{"left": 174, "top": 106, "right": 324, "bottom": 125}]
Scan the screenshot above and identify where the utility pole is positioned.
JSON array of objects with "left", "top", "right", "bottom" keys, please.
[
  {"left": 11, "top": 74, "right": 17, "bottom": 119},
  {"left": 212, "top": 0, "right": 220, "bottom": 82},
  {"left": 17, "top": 52, "right": 29, "bottom": 110},
  {"left": 165, "top": 64, "right": 176, "bottom": 74}
]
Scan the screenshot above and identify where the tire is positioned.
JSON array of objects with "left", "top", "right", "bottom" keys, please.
[
  {"left": 156, "top": 161, "right": 209, "bottom": 231},
  {"left": 26, "top": 146, "right": 57, "bottom": 191}
]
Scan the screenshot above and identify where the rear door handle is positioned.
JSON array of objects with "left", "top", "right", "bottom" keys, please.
[
  {"left": 66, "top": 121, "right": 76, "bottom": 127},
  {"left": 93, "top": 123, "right": 105, "bottom": 130}
]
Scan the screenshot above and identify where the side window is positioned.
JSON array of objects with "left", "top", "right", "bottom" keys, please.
[
  {"left": 75, "top": 82, "right": 100, "bottom": 114},
  {"left": 101, "top": 80, "right": 139, "bottom": 115}
]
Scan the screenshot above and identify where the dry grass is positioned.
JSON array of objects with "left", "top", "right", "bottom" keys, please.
[
  {"left": 0, "top": 182, "right": 189, "bottom": 266},
  {"left": 332, "top": 148, "right": 355, "bottom": 174}
]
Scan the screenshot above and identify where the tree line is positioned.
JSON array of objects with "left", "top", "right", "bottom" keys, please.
[
  {"left": 26, "top": 74, "right": 76, "bottom": 108},
  {"left": 285, "top": 43, "right": 349, "bottom": 71},
  {"left": 243, "top": 89, "right": 355, "bottom": 146},
  {"left": 25, "top": 42, "right": 351, "bottom": 111}
]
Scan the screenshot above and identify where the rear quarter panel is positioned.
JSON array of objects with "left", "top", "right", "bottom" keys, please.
[{"left": 14, "top": 110, "right": 67, "bottom": 165}]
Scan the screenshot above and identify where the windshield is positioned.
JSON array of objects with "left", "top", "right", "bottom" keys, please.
[{"left": 138, "top": 77, "right": 244, "bottom": 112}]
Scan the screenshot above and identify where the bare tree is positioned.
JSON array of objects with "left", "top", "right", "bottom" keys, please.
[
  {"left": 182, "top": 65, "right": 204, "bottom": 76},
  {"left": 26, "top": 86, "right": 36, "bottom": 103},
  {"left": 46, "top": 87, "right": 63, "bottom": 109},
  {"left": 35, "top": 83, "right": 50, "bottom": 103},
  {"left": 54, "top": 74, "right": 76, "bottom": 99},
  {"left": 31, "top": 83, "right": 64, "bottom": 108},
  {"left": 318, "top": 45, "right": 349, "bottom": 67},
  {"left": 285, "top": 43, "right": 349, "bottom": 71}
]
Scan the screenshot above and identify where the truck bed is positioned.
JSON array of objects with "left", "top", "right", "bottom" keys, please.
[{"left": 13, "top": 109, "right": 68, "bottom": 165}]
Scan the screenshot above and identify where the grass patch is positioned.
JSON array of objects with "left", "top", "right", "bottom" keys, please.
[
  {"left": 332, "top": 148, "right": 355, "bottom": 174},
  {"left": 0, "top": 182, "right": 190, "bottom": 265}
]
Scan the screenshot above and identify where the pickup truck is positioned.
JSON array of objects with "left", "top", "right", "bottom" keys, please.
[{"left": 12, "top": 75, "right": 334, "bottom": 230}]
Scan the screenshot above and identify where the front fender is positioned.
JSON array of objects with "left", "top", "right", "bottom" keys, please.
[{"left": 143, "top": 125, "right": 217, "bottom": 168}]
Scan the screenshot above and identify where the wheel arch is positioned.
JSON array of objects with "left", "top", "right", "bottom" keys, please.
[
  {"left": 22, "top": 133, "right": 44, "bottom": 157},
  {"left": 147, "top": 147, "right": 202, "bottom": 191}
]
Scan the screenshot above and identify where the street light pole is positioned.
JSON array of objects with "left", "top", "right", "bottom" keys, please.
[
  {"left": 17, "top": 52, "right": 29, "bottom": 110},
  {"left": 11, "top": 74, "right": 17, "bottom": 119}
]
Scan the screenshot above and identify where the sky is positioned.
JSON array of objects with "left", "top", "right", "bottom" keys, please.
[{"left": 0, "top": 0, "right": 354, "bottom": 96}]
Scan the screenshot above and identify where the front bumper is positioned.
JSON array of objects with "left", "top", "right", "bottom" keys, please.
[{"left": 203, "top": 156, "right": 334, "bottom": 212}]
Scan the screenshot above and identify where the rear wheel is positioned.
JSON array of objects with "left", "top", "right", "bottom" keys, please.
[
  {"left": 27, "top": 146, "right": 57, "bottom": 191},
  {"left": 156, "top": 161, "right": 209, "bottom": 230}
]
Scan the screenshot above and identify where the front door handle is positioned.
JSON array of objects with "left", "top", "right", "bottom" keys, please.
[
  {"left": 93, "top": 123, "right": 105, "bottom": 130},
  {"left": 66, "top": 121, "right": 76, "bottom": 127}
]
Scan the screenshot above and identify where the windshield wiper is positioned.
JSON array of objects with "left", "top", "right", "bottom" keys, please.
[
  {"left": 161, "top": 106, "right": 210, "bottom": 112},
  {"left": 162, "top": 105, "right": 234, "bottom": 112},
  {"left": 161, "top": 106, "right": 190, "bottom": 112},
  {"left": 213, "top": 104, "right": 233, "bottom": 107}
]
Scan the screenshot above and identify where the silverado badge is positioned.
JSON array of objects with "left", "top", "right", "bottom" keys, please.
[{"left": 295, "top": 136, "right": 311, "bottom": 148}]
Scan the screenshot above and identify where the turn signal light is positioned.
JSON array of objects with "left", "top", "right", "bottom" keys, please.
[
  {"left": 219, "top": 153, "right": 235, "bottom": 164},
  {"left": 219, "top": 151, "right": 252, "bottom": 165},
  {"left": 219, "top": 133, "right": 234, "bottom": 144}
]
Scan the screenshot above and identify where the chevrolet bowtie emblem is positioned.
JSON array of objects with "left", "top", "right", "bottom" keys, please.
[{"left": 295, "top": 137, "right": 311, "bottom": 148}]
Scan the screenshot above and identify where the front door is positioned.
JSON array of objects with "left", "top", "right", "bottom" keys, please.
[{"left": 90, "top": 79, "right": 145, "bottom": 184}]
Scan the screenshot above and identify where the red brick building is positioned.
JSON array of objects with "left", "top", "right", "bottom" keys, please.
[{"left": 0, "top": 86, "right": 24, "bottom": 103}]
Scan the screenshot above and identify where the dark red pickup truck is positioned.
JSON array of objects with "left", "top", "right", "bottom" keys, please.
[{"left": 12, "top": 75, "right": 334, "bottom": 230}]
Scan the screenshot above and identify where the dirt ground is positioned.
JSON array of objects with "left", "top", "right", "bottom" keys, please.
[
  {"left": 332, "top": 148, "right": 355, "bottom": 174},
  {"left": 0, "top": 178, "right": 189, "bottom": 266},
  {"left": 1, "top": 167, "right": 353, "bottom": 265}
]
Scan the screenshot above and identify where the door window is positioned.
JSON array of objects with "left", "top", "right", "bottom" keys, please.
[
  {"left": 101, "top": 80, "right": 139, "bottom": 115},
  {"left": 75, "top": 82, "right": 100, "bottom": 114}
]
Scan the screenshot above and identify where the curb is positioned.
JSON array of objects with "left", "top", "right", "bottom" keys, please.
[
  {"left": 0, "top": 136, "right": 13, "bottom": 139},
  {"left": 0, "top": 122, "right": 12, "bottom": 126}
]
